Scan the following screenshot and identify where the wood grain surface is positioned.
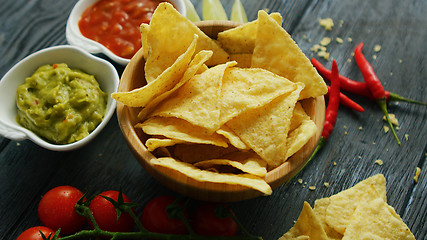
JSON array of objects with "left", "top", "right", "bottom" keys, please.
[{"left": 0, "top": 0, "right": 426, "bottom": 239}]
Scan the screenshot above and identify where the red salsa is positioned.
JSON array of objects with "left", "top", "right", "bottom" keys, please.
[{"left": 79, "top": 0, "right": 173, "bottom": 59}]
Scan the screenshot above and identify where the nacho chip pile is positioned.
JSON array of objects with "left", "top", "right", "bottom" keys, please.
[
  {"left": 112, "top": 2, "right": 327, "bottom": 195},
  {"left": 279, "top": 174, "right": 416, "bottom": 240}
]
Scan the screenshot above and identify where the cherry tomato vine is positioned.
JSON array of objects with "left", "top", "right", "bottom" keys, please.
[{"left": 17, "top": 186, "right": 263, "bottom": 240}]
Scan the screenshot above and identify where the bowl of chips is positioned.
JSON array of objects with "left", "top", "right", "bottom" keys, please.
[{"left": 115, "top": 3, "right": 326, "bottom": 202}]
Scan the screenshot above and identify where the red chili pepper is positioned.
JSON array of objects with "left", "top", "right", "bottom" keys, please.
[
  {"left": 287, "top": 60, "right": 341, "bottom": 185},
  {"left": 326, "top": 86, "right": 365, "bottom": 112},
  {"left": 354, "top": 42, "right": 401, "bottom": 146},
  {"left": 311, "top": 58, "right": 426, "bottom": 105},
  {"left": 321, "top": 60, "right": 340, "bottom": 141}
]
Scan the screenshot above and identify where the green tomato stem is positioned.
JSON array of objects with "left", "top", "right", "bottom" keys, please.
[
  {"left": 128, "top": 207, "right": 147, "bottom": 233},
  {"left": 60, "top": 200, "right": 263, "bottom": 240}
]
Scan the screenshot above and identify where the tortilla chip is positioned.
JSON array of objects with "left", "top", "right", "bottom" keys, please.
[
  {"left": 144, "top": 2, "right": 229, "bottom": 82},
  {"left": 219, "top": 67, "right": 297, "bottom": 126},
  {"left": 173, "top": 144, "right": 239, "bottom": 164},
  {"left": 137, "top": 117, "right": 228, "bottom": 147},
  {"left": 342, "top": 198, "right": 415, "bottom": 240},
  {"left": 285, "top": 103, "right": 317, "bottom": 159},
  {"left": 194, "top": 152, "right": 267, "bottom": 177},
  {"left": 216, "top": 125, "right": 249, "bottom": 150},
  {"left": 325, "top": 174, "right": 387, "bottom": 234},
  {"left": 138, "top": 50, "right": 213, "bottom": 120},
  {"left": 289, "top": 103, "right": 307, "bottom": 131},
  {"left": 217, "top": 12, "right": 282, "bottom": 54},
  {"left": 151, "top": 157, "right": 272, "bottom": 195},
  {"left": 279, "top": 202, "right": 329, "bottom": 240},
  {"left": 140, "top": 23, "right": 150, "bottom": 62},
  {"left": 313, "top": 198, "right": 344, "bottom": 240},
  {"left": 226, "top": 83, "right": 304, "bottom": 168},
  {"left": 251, "top": 10, "right": 327, "bottom": 99},
  {"left": 229, "top": 53, "right": 252, "bottom": 68},
  {"left": 150, "top": 61, "right": 237, "bottom": 134},
  {"left": 112, "top": 35, "right": 198, "bottom": 107},
  {"left": 145, "top": 137, "right": 186, "bottom": 151}
]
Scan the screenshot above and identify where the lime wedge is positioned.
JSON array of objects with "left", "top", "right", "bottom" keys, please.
[
  {"left": 183, "top": 0, "right": 201, "bottom": 22},
  {"left": 202, "top": 0, "right": 228, "bottom": 21},
  {"left": 231, "top": 0, "right": 248, "bottom": 23}
]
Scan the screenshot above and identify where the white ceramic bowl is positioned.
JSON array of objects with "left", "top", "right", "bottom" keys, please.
[
  {"left": 66, "top": 0, "right": 187, "bottom": 66},
  {"left": 0, "top": 45, "right": 119, "bottom": 151}
]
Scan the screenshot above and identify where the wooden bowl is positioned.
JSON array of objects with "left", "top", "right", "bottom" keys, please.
[{"left": 116, "top": 21, "right": 325, "bottom": 202}]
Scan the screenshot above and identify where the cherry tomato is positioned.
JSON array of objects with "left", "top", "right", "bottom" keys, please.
[
  {"left": 141, "top": 195, "right": 188, "bottom": 234},
  {"left": 38, "top": 186, "right": 86, "bottom": 235},
  {"left": 89, "top": 190, "right": 134, "bottom": 232},
  {"left": 17, "top": 226, "right": 56, "bottom": 240},
  {"left": 191, "top": 202, "right": 238, "bottom": 236}
]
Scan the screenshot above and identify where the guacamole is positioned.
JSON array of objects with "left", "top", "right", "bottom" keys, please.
[{"left": 16, "top": 63, "right": 108, "bottom": 144}]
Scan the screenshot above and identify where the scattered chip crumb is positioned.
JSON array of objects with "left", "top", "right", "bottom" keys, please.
[
  {"left": 309, "top": 186, "right": 316, "bottom": 191},
  {"left": 347, "top": 37, "right": 353, "bottom": 42},
  {"left": 358, "top": 126, "right": 363, "bottom": 130},
  {"left": 336, "top": 37, "right": 343, "bottom": 43},
  {"left": 358, "top": 156, "right": 362, "bottom": 159},
  {"left": 384, "top": 126, "right": 390, "bottom": 133},
  {"left": 372, "top": 54, "right": 377, "bottom": 60},
  {"left": 374, "top": 44, "right": 382, "bottom": 52},
  {"left": 320, "top": 37, "right": 332, "bottom": 46},
  {"left": 347, "top": 58, "right": 352, "bottom": 63},
  {"left": 317, "top": 51, "right": 330, "bottom": 60},
  {"left": 413, "top": 167, "right": 421, "bottom": 183},
  {"left": 375, "top": 159, "right": 383, "bottom": 165},
  {"left": 405, "top": 134, "right": 409, "bottom": 141},
  {"left": 390, "top": 72, "right": 393, "bottom": 76},
  {"left": 373, "top": 142, "right": 376, "bottom": 145},
  {"left": 310, "top": 44, "right": 330, "bottom": 60},
  {"left": 16, "top": 143, "right": 21, "bottom": 146},
  {"left": 333, "top": 161, "right": 337, "bottom": 166},
  {"left": 398, "top": 59, "right": 403, "bottom": 63},
  {"left": 324, "top": 182, "right": 329, "bottom": 188},
  {"left": 318, "top": 18, "right": 334, "bottom": 30},
  {"left": 298, "top": 178, "right": 303, "bottom": 184},
  {"left": 383, "top": 114, "right": 399, "bottom": 126}
]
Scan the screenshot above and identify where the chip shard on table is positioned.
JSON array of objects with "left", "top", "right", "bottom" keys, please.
[{"left": 279, "top": 174, "right": 416, "bottom": 240}]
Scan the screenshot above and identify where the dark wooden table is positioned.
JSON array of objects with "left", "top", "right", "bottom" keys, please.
[{"left": 1, "top": 0, "right": 426, "bottom": 239}]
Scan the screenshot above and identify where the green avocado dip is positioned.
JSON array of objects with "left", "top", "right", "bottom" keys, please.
[{"left": 16, "top": 63, "right": 108, "bottom": 144}]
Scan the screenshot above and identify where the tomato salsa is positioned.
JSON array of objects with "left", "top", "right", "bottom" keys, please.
[{"left": 79, "top": 0, "right": 173, "bottom": 59}]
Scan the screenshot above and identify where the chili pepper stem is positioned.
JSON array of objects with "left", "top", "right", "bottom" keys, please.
[
  {"left": 377, "top": 98, "right": 401, "bottom": 146},
  {"left": 388, "top": 92, "right": 427, "bottom": 106},
  {"left": 302, "top": 137, "right": 326, "bottom": 171},
  {"left": 285, "top": 137, "right": 326, "bottom": 185}
]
